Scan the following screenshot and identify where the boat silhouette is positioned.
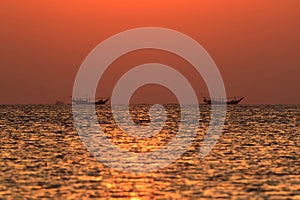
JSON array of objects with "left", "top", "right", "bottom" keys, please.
[
  {"left": 203, "top": 96, "right": 244, "bottom": 105},
  {"left": 72, "top": 97, "right": 109, "bottom": 105}
]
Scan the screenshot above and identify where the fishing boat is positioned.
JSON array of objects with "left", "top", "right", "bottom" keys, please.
[
  {"left": 95, "top": 98, "right": 109, "bottom": 105},
  {"left": 72, "top": 97, "right": 109, "bottom": 105},
  {"left": 203, "top": 96, "right": 244, "bottom": 105}
]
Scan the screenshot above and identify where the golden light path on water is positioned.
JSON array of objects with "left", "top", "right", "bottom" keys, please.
[{"left": 0, "top": 104, "right": 299, "bottom": 199}]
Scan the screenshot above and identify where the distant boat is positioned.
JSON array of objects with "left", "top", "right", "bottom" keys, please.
[
  {"left": 72, "top": 97, "right": 109, "bottom": 105},
  {"left": 203, "top": 96, "right": 244, "bottom": 105},
  {"left": 95, "top": 98, "right": 109, "bottom": 105}
]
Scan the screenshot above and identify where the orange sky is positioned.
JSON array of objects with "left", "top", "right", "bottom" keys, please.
[{"left": 0, "top": 0, "right": 299, "bottom": 104}]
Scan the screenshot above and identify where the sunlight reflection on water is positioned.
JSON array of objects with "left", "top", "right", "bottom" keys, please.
[{"left": 0, "top": 104, "right": 299, "bottom": 199}]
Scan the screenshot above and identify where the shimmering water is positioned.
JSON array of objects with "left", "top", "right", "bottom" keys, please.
[{"left": 0, "top": 105, "right": 299, "bottom": 199}]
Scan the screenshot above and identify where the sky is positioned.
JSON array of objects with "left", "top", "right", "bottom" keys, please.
[{"left": 0, "top": 0, "right": 299, "bottom": 104}]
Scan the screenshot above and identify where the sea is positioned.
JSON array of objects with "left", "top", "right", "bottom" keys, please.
[{"left": 0, "top": 104, "right": 299, "bottom": 199}]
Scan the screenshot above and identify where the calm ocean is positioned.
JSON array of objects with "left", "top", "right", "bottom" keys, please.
[{"left": 0, "top": 104, "right": 299, "bottom": 199}]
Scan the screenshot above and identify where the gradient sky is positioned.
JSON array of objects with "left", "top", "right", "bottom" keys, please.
[{"left": 0, "top": 0, "right": 299, "bottom": 104}]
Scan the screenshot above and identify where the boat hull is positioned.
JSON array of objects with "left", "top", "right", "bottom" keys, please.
[
  {"left": 72, "top": 98, "right": 109, "bottom": 105},
  {"left": 203, "top": 97, "right": 244, "bottom": 105}
]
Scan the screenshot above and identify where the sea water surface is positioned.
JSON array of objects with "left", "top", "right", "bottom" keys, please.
[{"left": 0, "top": 104, "right": 299, "bottom": 199}]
